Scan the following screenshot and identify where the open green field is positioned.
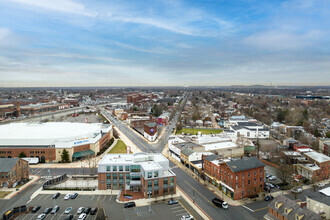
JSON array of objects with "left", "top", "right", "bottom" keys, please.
[
  {"left": 176, "top": 128, "right": 222, "bottom": 135},
  {"left": 0, "top": 191, "right": 12, "bottom": 198},
  {"left": 108, "top": 140, "right": 129, "bottom": 154}
]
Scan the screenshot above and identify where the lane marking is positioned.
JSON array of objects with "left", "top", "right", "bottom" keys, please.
[
  {"left": 254, "top": 207, "right": 268, "bottom": 212},
  {"left": 242, "top": 205, "right": 254, "bottom": 212},
  {"left": 184, "top": 181, "right": 217, "bottom": 208}
]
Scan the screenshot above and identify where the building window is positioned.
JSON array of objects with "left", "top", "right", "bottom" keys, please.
[
  {"left": 163, "top": 188, "right": 168, "bottom": 194},
  {"left": 119, "top": 166, "right": 123, "bottom": 171},
  {"left": 163, "top": 178, "right": 168, "bottom": 187},
  {"left": 106, "top": 174, "right": 111, "bottom": 181},
  {"left": 113, "top": 166, "right": 117, "bottom": 171},
  {"left": 119, "top": 174, "right": 124, "bottom": 181},
  {"left": 154, "top": 171, "right": 158, "bottom": 178},
  {"left": 106, "top": 166, "right": 111, "bottom": 172},
  {"left": 154, "top": 189, "right": 159, "bottom": 196},
  {"left": 148, "top": 181, "right": 152, "bottom": 189},
  {"left": 113, "top": 174, "right": 117, "bottom": 180},
  {"left": 242, "top": 173, "right": 244, "bottom": 179},
  {"left": 148, "top": 172, "right": 152, "bottom": 178},
  {"left": 260, "top": 177, "right": 262, "bottom": 182},
  {"left": 254, "top": 170, "right": 256, "bottom": 176},
  {"left": 236, "top": 175, "right": 238, "bottom": 180},
  {"left": 130, "top": 165, "right": 141, "bottom": 172},
  {"left": 248, "top": 171, "right": 250, "bottom": 177},
  {"left": 125, "top": 166, "right": 130, "bottom": 171},
  {"left": 248, "top": 180, "right": 250, "bottom": 184},
  {"left": 236, "top": 183, "right": 238, "bottom": 189},
  {"left": 170, "top": 178, "right": 174, "bottom": 186},
  {"left": 126, "top": 174, "right": 130, "bottom": 183},
  {"left": 107, "top": 183, "right": 111, "bottom": 189},
  {"left": 260, "top": 169, "right": 263, "bottom": 174},
  {"left": 154, "top": 180, "right": 159, "bottom": 188}
]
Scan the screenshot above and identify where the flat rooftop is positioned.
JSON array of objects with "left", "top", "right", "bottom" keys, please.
[{"left": 0, "top": 122, "right": 111, "bottom": 146}]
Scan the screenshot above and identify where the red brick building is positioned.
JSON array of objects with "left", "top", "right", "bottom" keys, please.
[
  {"left": 0, "top": 158, "right": 29, "bottom": 188},
  {"left": 127, "top": 93, "right": 158, "bottom": 105},
  {"left": 144, "top": 122, "right": 157, "bottom": 142},
  {"left": 204, "top": 156, "right": 265, "bottom": 200}
]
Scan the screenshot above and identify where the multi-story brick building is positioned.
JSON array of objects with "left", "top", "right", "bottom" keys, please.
[
  {"left": 296, "top": 151, "right": 330, "bottom": 181},
  {"left": 204, "top": 156, "right": 265, "bottom": 200},
  {"left": 0, "top": 158, "right": 29, "bottom": 188},
  {"left": 20, "top": 103, "right": 69, "bottom": 116},
  {"left": 98, "top": 153, "right": 176, "bottom": 198}
]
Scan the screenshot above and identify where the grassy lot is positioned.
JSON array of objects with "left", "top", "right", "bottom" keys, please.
[
  {"left": 176, "top": 128, "right": 223, "bottom": 135},
  {"left": 108, "top": 140, "right": 129, "bottom": 154},
  {"left": 0, "top": 191, "right": 13, "bottom": 198}
]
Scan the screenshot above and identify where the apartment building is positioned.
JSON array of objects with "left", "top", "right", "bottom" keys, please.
[
  {"left": 98, "top": 153, "right": 176, "bottom": 198},
  {"left": 204, "top": 156, "right": 265, "bottom": 200}
]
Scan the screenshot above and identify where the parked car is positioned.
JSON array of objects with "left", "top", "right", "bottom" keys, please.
[
  {"left": 168, "top": 199, "right": 179, "bottom": 205},
  {"left": 180, "top": 214, "right": 194, "bottom": 220},
  {"left": 264, "top": 195, "right": 274, "bottom": 201},
  {"left": 269, "top": 175, "right": 277, "bottom": 181},
  {"left": 51, "top": 205, "right": 59, "bottom": 214},
  {"left": 90, "top": 208, "right": 98, "bottom": 215},
  {"left": 64, "top": 193, "right": 72, "bottom": 200},
  {"left": 70, "top": 193, "right": 78, "bottom": 199},
  {"left": 124, "top": 202, "right": 136, "bottom": 208},
  {"left": 77, "top": 207, "right": 85, "bottom": 214},
  {"left": 43, "top": 208, "right": 52, "bottom": 214},
  {"left": 64, "top": 214, "right": 73, "bottom": 220},
  {"left": 291, "top": 187, "right": 302, "bottom": 193},
  {"left": 36, "top": 214, "right": 46, "bottom": 220},
  {"left": 78, "top": 213, "right": 87, "bottom": 220},
  {"left": 268, "top": 183, "right": 275, "bottom": 188},
  {"left": 212, "top": 198, "right": 228, "bottom": 209},
  {"left": 32, "top": 206, "right": 41, "bottom": 213},
  {"left": 317, "top": 183, "right": 325, "bottom": 188},
  {"left": 84, "top": 207, "right": 91, "bottom": 214},
  {"left": 52, "top": 193, "right": 60, "bottom": 199},
  {"left": 64, "top": 207, "right": 73, "bottom": 214}
]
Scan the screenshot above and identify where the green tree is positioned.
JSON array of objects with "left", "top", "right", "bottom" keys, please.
[
  {"left": 18, "top": 152, "right": 27, "bottom": 158},
  {"left": 61, "top": 149, "right": 70, "bottom": 163},
  {"left": 326, "top": 131, "right": 330, "bottom": 138},
  {"left": 152, "top": 104, "right": 162, "bottom": 117}
]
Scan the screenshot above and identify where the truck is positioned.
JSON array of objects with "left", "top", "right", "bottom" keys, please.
[
  {"left": 22, "top": 157, "right": 39, "bottom": 164},
  {"left": 212, "top": 198, "right": 228, "bottom": 209}
]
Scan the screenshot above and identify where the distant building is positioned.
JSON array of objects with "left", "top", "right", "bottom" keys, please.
[
  {"left": 20, "top": 103, "right": 69, "bottom": 116},
  {"left": 0, "top": 158, "right": 29, "bottom": 188},
  {"left": 264, "top": 195, "right": 321, "bottom": 220},
  {"left": 203, "top": 156, "right": 265, "bottom": 200},
  {"left": 225, "top": 122, "right": 270, "bottom": 139},
  {"left": 144, "top": 122, "right": 157, "bottom": 142},
  {"left": 98, "top": 153, "right": 176, "bottom": 198}
]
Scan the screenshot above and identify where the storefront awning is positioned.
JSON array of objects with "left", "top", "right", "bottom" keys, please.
[{"left": 72, "top": 149, "right": 95, "bottom": 159}]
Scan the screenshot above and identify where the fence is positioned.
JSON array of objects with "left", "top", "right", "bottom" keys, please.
[
  {"left": 43, "top": 173, "right": 68, "bottom": 189},
  {"left": 2, "top": 206, "right": 27, "bottom": 220}
]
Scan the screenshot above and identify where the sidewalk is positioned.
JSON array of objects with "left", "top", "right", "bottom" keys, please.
[{"left": 4, "top": 175, "right": 40, "bottom": 199}]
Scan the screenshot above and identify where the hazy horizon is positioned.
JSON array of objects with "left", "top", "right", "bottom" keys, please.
[{"left": 0, "top": 0, "right": 329, "bottom": 87}]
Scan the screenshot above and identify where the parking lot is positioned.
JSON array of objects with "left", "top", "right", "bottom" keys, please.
[{"left": 15, "top": 193, "right": 194, "bottom": 220}]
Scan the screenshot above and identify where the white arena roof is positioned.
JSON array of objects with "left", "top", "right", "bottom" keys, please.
[{"left": 0, "top": 122, "right": 112, "bottom": 147}]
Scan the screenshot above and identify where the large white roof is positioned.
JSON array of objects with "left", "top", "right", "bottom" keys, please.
[
  {"left": 0, "top": 122, "right": 111, "bottom": 147},
  {"left": 305, "top": 151, "right": 330, "bottom": 163}
]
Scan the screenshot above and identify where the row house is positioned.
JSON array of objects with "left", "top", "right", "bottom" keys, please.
[{"left": 204, "top": 156, "right": 265, "bottom": 200}]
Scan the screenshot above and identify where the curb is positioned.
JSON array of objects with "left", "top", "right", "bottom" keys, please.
[{"left": 5, "top": 175, "right": 40, "bottom": 199}]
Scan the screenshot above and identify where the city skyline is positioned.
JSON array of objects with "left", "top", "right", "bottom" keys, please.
[{"left": 0, "top": 0, "right": 329, "bottom": 87}]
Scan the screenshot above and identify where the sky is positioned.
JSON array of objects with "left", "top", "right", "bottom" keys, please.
[{"left": 0, "top": 0, "right": 329, "bottom": 87}]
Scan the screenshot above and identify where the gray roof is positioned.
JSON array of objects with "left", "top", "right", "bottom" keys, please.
[
  {"left": 231, "top": 125, "right": 269, "bottom": 132},
  {"left": 173, "top": 142, "right": 202, "bottom": 150},
  {"left": 226, "top": 157, "right": 264, "bottom": 173},
  {"left": 267, "top": 195, "right": 321, "bottom": 220},
  {"left": 145, "top": 122, "right": 157, "bottom": 128},
  {"left": 205, "top": 155, "right": 220, "bottom": 162},
  {"left": 236, "top": 122, "right": 260, "bottom": 127},
  {"left": 0, "top": 158, "right": 19, "bottom": 172},
  {"left": 307, "top": 189, "right": 330, "bottom": 206},
  {"left": 181, "top": 148, "right": 195, "bottom": 157}
]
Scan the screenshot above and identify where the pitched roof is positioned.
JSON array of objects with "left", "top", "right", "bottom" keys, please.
[
  {"left": 181, "top": 148, "right": 195, "bottom": 157},
  {"left": 226, "top": 157, "right": 264, "bottom": 173},
  {"left": 0, "top": 158, "right": 19, "bottom": 172},
  {"left": 307, "top": 187, "right": 330, "bottom": 206},
  {"left": 267, "top": 195, "right": 321, "bottom": 220}
]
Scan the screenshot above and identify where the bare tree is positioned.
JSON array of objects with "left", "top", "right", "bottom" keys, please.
[
  {"left": 276, "top": 163, "right": 294, "bottom": 185},
  {"left": 86, "top": 155, "right": 97, "bottom": 176}
]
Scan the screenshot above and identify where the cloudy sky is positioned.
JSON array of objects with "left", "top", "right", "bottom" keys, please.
[{"left": 0, "top": 0, "right": 329, "bottom": 87}]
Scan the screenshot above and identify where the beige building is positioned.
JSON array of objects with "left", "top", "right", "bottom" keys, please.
[{"left": 306, "top": 187, "right": 330, "bottom": 219}]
